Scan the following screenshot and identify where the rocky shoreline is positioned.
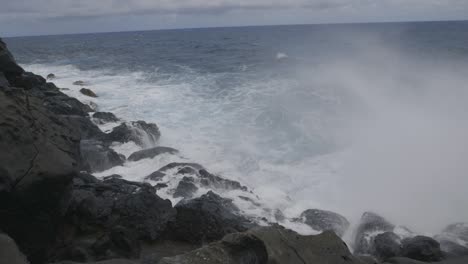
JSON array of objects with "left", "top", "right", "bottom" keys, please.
[{"left": 1, "top": 38, "right": 468, "bottom": 264}]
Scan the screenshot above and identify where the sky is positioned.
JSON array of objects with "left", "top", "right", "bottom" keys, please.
[{"left": 1, "top": 0, "right": 468, "bottom": 37}]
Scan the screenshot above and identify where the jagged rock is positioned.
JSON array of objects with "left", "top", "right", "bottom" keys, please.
[
  {"left": 166, "top": 191, "right": 253, "bottom": 244},
  {"left": 373, "top": 232, "right": 402, "bottom": 261},
  {"left": 0, "top": 87, "right": 80, "bottom": 263},
  {"left": 80, "top": 88, "right": 98, "bottom": 98},
  {"left": 102, "top": 174, "right": 123, "bottom": 181},
  {"left": 73, "top": 80, "right": 86, "bottom": 86},
  {"left": 401, "top": 236, "right": 444, "bottom": 262},
  {"left": 106, "top": 121, "right": 160, "bottom": 147},
  {"left": 80, "top": 140, "right": 125, "bottom": 173},
  {"left": 0, "top": 233, "right": 29, "bottom": 264},
  {"left": 158, "top": 163, "right": 204, "bottom": 172},
  {"left": 173, "top": 177, "right": 198, "bottom": 199},
  {"left": 10, "top": 72, "right": 47, "bottom": 90},
  {"left": 144, "top": 171, "right": 166, "bottom": 181},
  {"left": 47, "top": 73, "right": 56, "bottom": 80},
  {"left": 64, "top": 116, "right": 106, "bottom": 140},
  {"left": 176, "top": 167, "right": 198, "bottom": 175},
  {"left": 248, "top": 225, "right": 364, "bottom": 264},
  {"left": 298, "top": 209, "right": 350, "bottom": 237},
  {"left": 199, "top": 169, "right": 248, "bottom": 191},
  {"left": 158, "top": 232, "right": 268, "bottom": 264},
  {"left": 44, "top": 94, "right": 94, "bottom": 116},
  {"left": 128, "top": 147, "right": 178, "bottom": 162},
  {"left": 52, "top": 174, "right": 175, "bottom": 262},
  {"left": 92, "top": 112, "right": 119, "bottom": 124},
  {"left": 0, "top": 38, "right": 24, "bottom": 79},
  {"left": 355, "top": 212, "right": 395, "bottom": 255}
]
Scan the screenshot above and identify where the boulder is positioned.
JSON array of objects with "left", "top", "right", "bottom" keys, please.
[
  {"left": 198, "top": 169, "right": 248, "bottom": 191},
  {"left": 73, "top": 80, "right": 86, "bottom": 86},
  {"left": 173, "top": 177, "right": 198, "bottom": 199},
  {"left": 0, "top": 233, "right": 29, "bottom": 264},
  {"left": 248, "top": 225, "right": 364, "bottom": 264},
  {"left": 0, "top": 38, "right": 24, "bottom": 79},
  {"left": 401, "top": 236, "right": 444, "bottom": 262},
  {"left": 0, "top": 88, "right": 80, "bottom": 263},
  {"left": 92, "top": 112, "right": 119, "bottom": 124},
  {"left": 128, "top": 147, "right": 178, "bottom": 162},
  {"left": 80, "top": 140, "right": 125, "bottom": 173},
  {"left": 373, "top": 232, "right": 402, "bottom": 261},
  {"left": 158, "top": 232, "right": 268, "bottom": 264},
  {"left": 105, "top": 121, "right": 160, "bottom": 147},
  {"left": 47, "top": 73, "right": 56, "bottom": 80},
  {"left": 80, "top": 88, "right": 98, "bottom": 98},
  {"left": 354, "top": 212, "right": 395, "bottom": 255},
  {"left": 298, "top": 209, "right": 350, "bottom": 237},
  {"left": 166, "top": 191, "right": 253, "bottom": 244},
  {"left": 144, "top": 171, "right": 166, "bottom": 182}
]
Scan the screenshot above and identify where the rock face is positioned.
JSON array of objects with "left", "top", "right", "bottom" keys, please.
[
  {"left": 127, "top": 147, "right": 178, "bottom": 162},
  {"left": 166, "top": 191, "right": 253, "bottom": 244},
  {"left": 80, "top": 88, "right": 98, "bottom": 98},
  {"left": 354, "top": 212, "right": 395, "bottom": 255},
  {"left": 51, "top": 174, "right": 176, "bottom": 262},
  {"left": 92, "top": 112, "right": 119, "bottom": 124},
  {"left": 373, "top": 232, "right": 402, "bottom": 261},
  {"left": 173, "top": 177, "right": 198, "bottom": 199},
  {"left": 80, "top": 140, "right": 125, "bottom": 173},
  {"left": 0, "top": 87, "right": 80, "bottom": 263},
  {"left": 0, "top": 38, "right": 24, "bottom": 79},
  {"left": 401, "top": 236, "right": 444, "bottom": 262},
  {"left": 249, "top": 225, "right": 364, "bottom": 264},
  {"left": 106, "top": 121, "right": 160, "bottom": 146},
  {"left": 299, "top": 209, "right": 350, "bottom": 237}
]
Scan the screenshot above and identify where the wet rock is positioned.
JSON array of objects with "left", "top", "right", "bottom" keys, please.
[
  {"left": 73, "top": 80, "right": 86, "bottom": 86},
  {"left": 0, "top": 233, "right": 29, "bottom": 264},
  {"left": 0, "top": 38, "right": 24, "bottom": 79},
  {"left": 47, "top": 73, "right": 56, "bottom": 80},
  {"left": 80, "top": 88, "right": 98, "bottom": 98},
  {"left": 358, "top": 255, "right": 380, "bottom": 264},
  {"left": 144, "top": 171, "right": 166, "bottom": 181},
  {"left": 128, "top": 147, "right": 178, "bottom": 162},
  {"left": 80, "top": 140, "right": 125, "bottom": 173},
  {"left": 158, "top": 232, "right": 268, "bottom": 264},
  {"left": 158, "top": 163, "right": 204, "bottom": 172},
  {"left": 373, "top": 232, "right": 402, "bottom": 261},
  {"left": 63, "top": 115, "right": 106, "bottom": 140},
  {"left": 248, "top": 225, "right": 364, "bottom": 264},
  {"left": 173, "top": 177, "right": 198, "bottom": 199},
  {"left": 401, "top": 236, "right": 444, "bottom": 262},
  {"left": 92, "top": 112, "right": 119, "bottom": 124},
  {"left": 199, "top": 169, "right": 248, "bottom": 191},
  {"left": 439, "top": 239, "right": 468, "bottom": 258},
  {"left": 11, "top": 72, "right": 47, "bottom": 90},
  {"left": 0, "top": 88, "right": 80, "bottom": 263},
  {"left": 355, "top": 212, "right": 395, "bottom": 255},
  {"left": 102, "top": 174, "right": 123, "bottom": 181},
  {"left": 44, "top": 94, "right": 94, "bottom": 116},
  {"left": 166, "top": 191, "right": 253, "bottom": 244},
  {"left": 106, "top": 121, "right": 160, "bottom": 146},
  {"left": 176, "top": 167, "right": 198, "bottom": 175},
  {"left": 299, "top": 209, "right": 350, "bottom": 237}
]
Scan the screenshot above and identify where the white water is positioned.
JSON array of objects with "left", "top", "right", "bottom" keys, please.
[{"left": 23, "top": 46, "right": 468, "bottom": 238}]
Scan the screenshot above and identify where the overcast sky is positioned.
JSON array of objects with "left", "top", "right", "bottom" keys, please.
[{"left": 1, "top": 0, "right": 468, "bottom": 37}]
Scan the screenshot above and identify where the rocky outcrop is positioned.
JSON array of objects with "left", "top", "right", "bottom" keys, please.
[
  {"left": 401, "top": 236, "right": 444, "bottom": 262},
  {"left": 127, "top": 147, "right": 178, "bottom": 162},
  {"left": 80, "top": 88, "right": 98, "bottom": 98},
  {"left": 80, "top": 140, "right": 125, "bottom": 173},
  {"left": 354, "top": 212, "right": 395, "bottom": 255},
  {"left": 106, "top": 121, "right": 160, "bottom": 147},
  {"left": 0, "top": 38, "right": 24, "bottom": 79},
  {"left": 373, "top": 232, "right": 402, "bottom": 261},
  {"left": 92, "top": 112, "right": 119, "bottom": 124},
  {"left": 298, "top": 209, "right": 350, "bottom": 237}
]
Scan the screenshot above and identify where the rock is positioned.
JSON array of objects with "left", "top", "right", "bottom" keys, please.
[
  {"left": 198, "top": 169, "right": 248, "bottom": 191},
  {"left": 441, "top": 223, "right": 468, "bottom": 244},
  {"left": 401, "top": 236, "right": 444, "bottom": 262},
  {"left": 0, "top": 233, "right": 29, "bottom": 264},
  {"left": 248, "top": 225, "right": 364, "bottom": 264},
  {"left": 0, "top": 72, "right": 10, "bottom": 87},
  {"left": 158, "top": 232, "right": 268, "bottom": 264},
  {"left": 144, "top": 171, "right": 166, "bottom": 181},
  {"left": 355, "top": 212, "right": 395, "bottom": 255},
  {"left": 0, "top": 88, "right": 80, "bottom": 263},
  {"left": 73, "top": 80, "right": 86, "bottom": 86},
  {"left": 0, "top": 38, "right": 24, "bottom": 79},
  {"left": 158, "top": 163, "right": 204, "bottom": 172},
  {"left": 106, "top": 121, "right": 160, "bottom": 147},
  {"left": 63, "top": 115, "right": 106, "bottom": 140},
  {"left": 128, "top": 147, "right": 178, "bottom": 162},
  {"left": 358, "top": 255, "right": 380, "bottom": 264},
  {"left": 173, "top": 177, "right": 198, "bottom": 199},
  {"left": 102, "top": 174, "right": 123, "bottom": 181},
  {"left": 80, "top": 140, "right": 125, "bottom": 173},
  {"left": 166, "top": 191, "right": 253, "bottom": 244},
  {"left": 373, "top": 232, "right": 402, "bottom": 261},
  {"left": 80, "top": 88, "right": 98, "bottom": 98},
  {"left": 176, "top": 167, "right": 198, "bottom": 175},
  {"left": 10, "top": 72, "right": 47, "bottom": 90},
  {"left": 44, "top": 94, "right": 94, "bottom": 116},
  {"left": 50, "top": 259, "right": 140, "bottom": 264},
  {"left": 47, "top": 73, "right": 56, "bottom": 80},
  {"left": 53, "top": 175, "right": 176, "bottom": 262},
  {"left": 298, "top": 209, "right": 350, "bottom": 237},
  {"left": 92, "top": 112, "right": 119, "bottom": 124},
  {"left": 439, "top": 239, "right": 468, "bottom": 258}
]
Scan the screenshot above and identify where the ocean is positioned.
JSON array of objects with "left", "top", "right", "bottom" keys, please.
[{"left": 5, "top": 21, "right": 468, "bottom": 237}]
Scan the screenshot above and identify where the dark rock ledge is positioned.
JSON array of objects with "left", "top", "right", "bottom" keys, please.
[{"left": 1, "top": 38, "right": 468, "bottom": 264}]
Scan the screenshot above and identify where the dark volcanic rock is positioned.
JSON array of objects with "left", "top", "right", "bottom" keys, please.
[
  {"left": 401, "top": 236, "right": 444, "bottom": 262},
  {"left": 0, "top": 88, "right": 80, "bottom": 263},
  {"left": 92, "top": 112, "right": 119, "bottom": 124},
  {"left": 44, "top": 94, "right": 94, "bottom": 116},
  {"left": 128, "top": 147, "right": 178, "bottom": 162},
  {"left": 173, "top": 177, "right": 198, "bottom": 199},
  {"left": 158, "top": 232, "right": 268, "bottom": 264},
  {"left": 167, "top": 191, "right": 253, "bottom": 244},
  {"left": 0, "top": 38, "right": 24, "bottom": 79},
  {"left": 248, "top": 225, "right": 364, "bottom": 264},
  {"left": 80, "top": 88, "right": 98, "bottom": 98},
  {"left": 106, "top": 121, "right": 160, "bottom": 146},
  {"left": 0, "top": 233, "right": 29, "bottom": 264},
  {"left": 199, "top": 169, "right": 248, "bottom": 191},
  {"left": 373, "top": 232, "right": 402, "bottom": 261},
  {"left": 80, "top": 140, "right": 125, "bottom": 173},
  {"left": 47, "top": 73, "right": 56, "bottom": 80},
  {"left": 158, "top": 163, "right": 204, "bottom": 172},
  {"left": 64, "top": 115, "right": 106, "bottom": 140},
  {"left": 144, "top": 171, "right": 166, "bottom": 181},
  {"left": 11, "top": 72, "right": 47, "bottom": 90},
  {"left": 73, "top": 80, "right": 86, "bottom": 86},
  {"left": 354, "top": 212, "right": 395, "bottom": 255},
  {"left": 299, "top": 209, "right": 350, "bottom": 237}
]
